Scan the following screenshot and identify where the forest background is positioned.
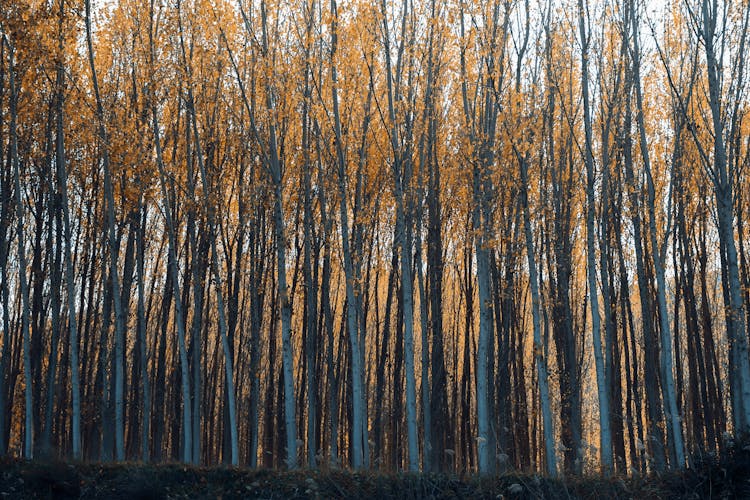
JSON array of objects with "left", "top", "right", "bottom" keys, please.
[{"left": 0, "top": 0, "right": 749, "bottom": 480}]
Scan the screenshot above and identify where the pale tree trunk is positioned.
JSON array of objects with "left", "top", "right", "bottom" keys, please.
[
  {"left": 319, "top": 191, "right": 338, "bottom": 466},
  {"left": 700, "top": 0, "right": 750, "bottom": 433},
  {"left": 52, "top": 3, "right": 82, "bottom": 457},
  {"left": 629, "top": 0, "right": 685, "bottom": 467},
  {"left": 276, "top": 177, "right": 297, "bottom": 470},
  {"left": 416, "top": 226, "right": 431, "bottom": 472},
  {"left": 151, "top": 2, "right": 194, "bottom": 463},
  {"left": 473, "top": 167, "right": 494, "bottom": 475},
  {"left": 175, "top": 0, "right": 239, "bottom": 464},
  {"left": 135, "top": 203, "right": 149, "bottom": 461},
  {"left": 458, "top": 0, "right": 508, "bottom": 474},
  {"left": 398, "top": 202, "right": 419, "bottom": 472},
  {"left": 542, "top": 6, "right": 582, "bottom": 472},
  {"left": 415, "top": 0, "right": 441, "bottom": 469},
  {"left": 520, "top": 158, "right": 556, "bottom": 477},
  {"left": 224, "top": 0, "right": 296, "bottom": 467},
  {"left": 511, "top": 0, "right": 556, "bottom": 475},
  {"left": 186, "top": 158, "right": 205, "bottom": 464},
  {"left": 301, "top": 6, "right": 317, "bottom": 467},
  {"left": 577, "top": 0, "right": 613, "bottom": 473},
  {"left": 150, "top": 98, "right": 193, "bottom": 463},
  {"left": 622, "top": 88, "right": 667, "bottom": 470},
  {"left": 41, "top": 3, "right": 68, "bottom": 457},
  {"left": 330, "top": 0, "right": 366, "bottom": 468},
  {"left": 85, "top": 0, "right": 126, "bottom": 461},
  {"left": 594, "top": 5, "right": 625, "bottom": 471},
  {"left": 248, "top": 221, "right": 261, "bottom": 467},
  {"left": 268, "top": 73, "right": 297, "bottom": 472},
  {"left": 248, "top": 1, "right": 298, "bottom": 468},
  {"left": 7, "top": 38, "right": 34, "bottom": 459},
  {"left": 187, "top": 104, "right": 239, "bottom": 466},
  {"left": 42, "top": 184, "right": 62, "bottom": 458},
  {"left": 379, "top": 0, "right": 419, "bottom": 471}
]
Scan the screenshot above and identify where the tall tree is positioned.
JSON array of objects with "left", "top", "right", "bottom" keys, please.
[{"left": 578, "top": 0, "right": 613, "bottom": 473}]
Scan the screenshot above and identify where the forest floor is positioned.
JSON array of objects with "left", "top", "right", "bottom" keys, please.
[{"left": 1, "top": 440, "right": 749, "bottom": 500}]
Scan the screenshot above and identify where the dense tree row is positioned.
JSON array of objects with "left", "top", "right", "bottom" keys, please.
[{"left": 0, "top": 0, "right": 749, "bottom": 476}]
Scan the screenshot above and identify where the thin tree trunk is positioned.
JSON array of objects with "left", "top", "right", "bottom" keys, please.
[
  {"left": 7, "top": 39, "right": 34, "bottom": 459},
  {"left": 85, "top": 0, "right": 126, "bottom": 460},
  {"left": 330, "top": 0, "right": 366, "bottom": 467},
  {"left": 520, "top": 154, "right": 556, "bottom": 477},
  {"left": 578, "top": 0, "right": 612, "bottom": 473},
  {"left": 149, "top": 74, "right": 193, "bottom": 463},
  {"left": 629, "top": 2, "right": 685, "bottom": 465},
  {"left": 51, "top": 7, "right": 82, "bottom": 457}
]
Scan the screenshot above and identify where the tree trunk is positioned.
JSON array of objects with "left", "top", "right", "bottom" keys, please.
[
  {"left": 578, "top": 0, "right": 612, "bottom": 472},
  {"left": 7, "top": 39, "right": 34, "bottom": 459}
]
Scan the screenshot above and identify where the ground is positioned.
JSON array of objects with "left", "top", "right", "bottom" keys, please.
[{"left": 1, "top": 441, "right": 749, "bottom": 499}]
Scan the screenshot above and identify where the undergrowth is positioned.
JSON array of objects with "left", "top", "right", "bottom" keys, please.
[{"left": 1, "top": 438, "right": 748, "bottom": 499}]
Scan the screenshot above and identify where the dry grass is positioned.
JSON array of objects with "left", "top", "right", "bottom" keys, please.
[{"left": 1, "top": 439, "right": 748, "bottom": 499}]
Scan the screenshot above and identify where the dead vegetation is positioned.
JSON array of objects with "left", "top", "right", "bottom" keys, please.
[{"left": 1, "top": 439, "right": 748, "bottom": 499}]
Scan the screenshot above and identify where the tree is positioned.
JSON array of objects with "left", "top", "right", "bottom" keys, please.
[{"left": 578, "top": 0, "right": 613, "bottom": 474}]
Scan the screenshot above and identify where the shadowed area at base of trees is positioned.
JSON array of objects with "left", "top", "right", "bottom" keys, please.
[{"left": 2, "top": 436, "right": 750, "bottom": 499}]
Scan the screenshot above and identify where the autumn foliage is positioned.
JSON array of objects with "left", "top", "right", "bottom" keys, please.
[{"left": 1, "top": 0, "right": 750, "bottom": 479}]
